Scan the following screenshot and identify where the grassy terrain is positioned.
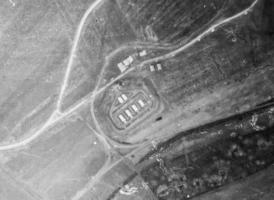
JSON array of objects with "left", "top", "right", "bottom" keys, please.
[
  {"left": 0, "top": 0, "right": 68, "bottom": 143},
  {"left": 0, "top": 115, "right": 107, "bottom": 200}
]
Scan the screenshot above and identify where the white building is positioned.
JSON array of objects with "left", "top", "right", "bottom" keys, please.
[
  {"left": 128, "top": 56, "right": 134, "bottom": 64},
  {"left": 138, "top": 99, "right": 145, "bottom": 107},
  {"left": 117, "top": 94, "right": 128, "bottom": 104},
  {"left": 125, "top": 109, "right": 133, "bottom": 118},
  {"left": 117, "top": 62, "right": 127, "bottom": 72},
  {"left": 118, "top": 114, "right": 127, "bottom": 124},
  {"left": 156, "top": 63, "right": 162, "bottom": 71},
  {"left": 139, "top": 50, "right": 147, "bottom": 57},
  {"left": 118, "top": 55, "right": 135, "bottom": 73},
  {"left": 118, "top": 96, "right": 124, "bottom": 104},
  {"left": 121, "top": 94, "right": 128, "bottom": 101},
  {"left": 131, "top": 104, "right": 138, "bottom": 112},
  {"left": 123, "top": 56, "right": 134, "bottom": 66},
  {"left": 149, "top": 65, "right": 155, "bottom": 72}
]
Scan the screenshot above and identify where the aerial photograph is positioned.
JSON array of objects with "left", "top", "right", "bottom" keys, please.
[{"left": 0, "top": 0, "right": 273, "bottom": 199}]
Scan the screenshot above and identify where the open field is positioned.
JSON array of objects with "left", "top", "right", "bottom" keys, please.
[
  {"left": 54, "top": 0, "right": 98, "bottom": 32},
  {"left": 0, "top": 114, "right": 108, "bottom": 200},
  {"left": 0, "top": 167, "right": 41, "bottom": 200},
  {"left": 75, "top": 159, "right": 136, "bottom": 200},
  {"left": 0, "top": 0, "right": 70, "bottom": 143}
]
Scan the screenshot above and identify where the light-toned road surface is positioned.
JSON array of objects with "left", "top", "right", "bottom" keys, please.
[
  {"left": 56, "top": 0, "right": 105, "bottom": 110},
  {"left": 141, "top": 0, "right": 259, "bottom": 66},
  {"left": 0, "top": 0, "right": 259, "bottom": 151}
]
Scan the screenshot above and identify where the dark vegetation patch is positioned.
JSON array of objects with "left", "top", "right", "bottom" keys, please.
[
  {"left": 141, "top": 125, "right": 274, "bottom": 200},
  {"left": 155, "top": 116, "right": 163, "bottom": 122}
]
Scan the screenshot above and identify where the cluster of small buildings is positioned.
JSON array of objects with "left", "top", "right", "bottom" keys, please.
[
  {"left": 149, "top": 63, "right": 162, "bottom": 72},
  {"left": 117, "top": 56, "right": 134, "bottom": 73},
  {"left": 139, "top": 50, "right": 147, "bottom": 57},
  {"left": 117, "top": 50, "right": 147, "bottom": 73},
  {"left": 117, "top": 94, "right": 128, "bottom": 104},
  {"left": 116, "top": 49, "right": 165, "bottom": 75},
  {"left": 115, "top": 94, "right": 149, "bottom": 125}
]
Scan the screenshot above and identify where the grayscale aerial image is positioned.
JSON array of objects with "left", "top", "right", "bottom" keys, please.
[{"left": 0, "top": 0, "right": 274, "bottom": 199}]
